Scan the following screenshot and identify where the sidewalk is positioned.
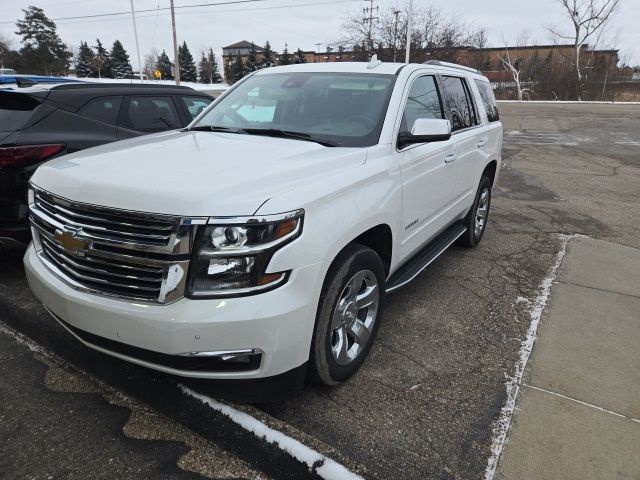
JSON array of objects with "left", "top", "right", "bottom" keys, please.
[{"left": 497, "top": 237, "right": 640, "bottom": 479}]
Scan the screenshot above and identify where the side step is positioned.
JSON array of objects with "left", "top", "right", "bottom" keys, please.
[{"left": 386, "top": 222, "right": 467, "bottom": 293}]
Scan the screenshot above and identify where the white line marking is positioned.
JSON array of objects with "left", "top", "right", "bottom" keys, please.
[
  {"left": 484, "top": 234, "right": 581, "bottom": 480},
  {"left": 178, "top": 385, "right": 364, "bottom": 480},
  {"left": 523, "top": 384, "right": 640, "bottom": 424},
  {"left": 2, "top": 322, "right": 363, "bottom": 479}
]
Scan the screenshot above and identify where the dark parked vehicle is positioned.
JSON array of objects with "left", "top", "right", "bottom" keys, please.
[{"left": 0, "top": 83, "right": 212, "bottom": 246}]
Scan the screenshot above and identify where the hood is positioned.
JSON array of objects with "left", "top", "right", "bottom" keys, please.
[{"left": 30, "top": 130, "right": 367, "bottom": 217}]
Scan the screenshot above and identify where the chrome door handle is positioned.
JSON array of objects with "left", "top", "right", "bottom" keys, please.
[
  {"left": 477, "top": 139, "right": 487, "bottom": 148},
  {"left": 444, "top": 154, "right": 457, "bottom": 164}
]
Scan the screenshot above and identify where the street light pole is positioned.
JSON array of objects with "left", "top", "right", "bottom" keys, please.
[
  {"left": 404, "top": 0, "right": 413, "bottom": 64},
  {"left": 129, "top": 0, "right": 144, "bottom": 82},
  {"left": 170, "top": 0, "right": 180, "bottom": 85}
]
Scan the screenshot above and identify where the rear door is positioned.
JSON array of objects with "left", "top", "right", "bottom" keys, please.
[
  {"left": 440, "top": 75, "right": 485, "bottom": 215},
  {"left": 395, "top": 73, "right": 459, "bottom": 258},
  {"left": 117, "top": 95, "right": 182, "bottom": 140},
  {"left": 13, "top": 95, "right": 122, "bottom": 154}
]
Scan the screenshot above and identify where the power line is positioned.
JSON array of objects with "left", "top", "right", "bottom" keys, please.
[
  {"left": 0, "top": 0, "right": 266, "bottom": 25},
  {"left": 0, "top": 0, "right": 360, "bottom": 26}
]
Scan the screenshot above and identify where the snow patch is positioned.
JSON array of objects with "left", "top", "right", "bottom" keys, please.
[
  {"left": 0, "top": 321, "right": 48, "bottom": 355},
  {"left": 74, "top": 77, "right": 229, "bottom": 92},
  {"left": 484, "top": 234, "right": 581, "bottom": 480},
  {"left": 178, "top": 384, "right": 363, "bottom": 480}
]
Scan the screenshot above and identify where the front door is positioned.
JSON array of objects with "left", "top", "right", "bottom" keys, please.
[{"left": 396, "top": 74, "right": 459, "bottom": 258}]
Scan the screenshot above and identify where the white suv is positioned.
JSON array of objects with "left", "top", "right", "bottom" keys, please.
[{"left": 24, "top": 60, "right": 502, "bottom": 391}]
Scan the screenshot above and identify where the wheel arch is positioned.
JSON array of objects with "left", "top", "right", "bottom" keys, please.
[
  {"left": 483, "top": 160, "right": 498, "bottom": 185},
  {"left": 348, "top": 224, "right": 393, "bottom": 276}
]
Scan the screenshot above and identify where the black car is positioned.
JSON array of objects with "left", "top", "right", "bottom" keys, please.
[{"left": 0, "top": 83, "right": 212, "bottom": 246}]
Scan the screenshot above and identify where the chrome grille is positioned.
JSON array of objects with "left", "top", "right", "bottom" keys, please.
[{"left": 29, "top": 188, "right": 206, "bottom": 304}]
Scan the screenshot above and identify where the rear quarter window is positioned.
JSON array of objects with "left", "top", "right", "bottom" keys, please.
[
  {"left": 474, "top": 80, "right": 500, "bottom": 123},
  {"left": 0, "top": 92, "right": 41, "bottom": 132},
  {"left": 79, "top": 96, "right": 122, "bottom": 124}
]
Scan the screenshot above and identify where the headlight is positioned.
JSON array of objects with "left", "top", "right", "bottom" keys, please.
[{"left": 187, "top": 209, "right": 304, "bottom": 298}]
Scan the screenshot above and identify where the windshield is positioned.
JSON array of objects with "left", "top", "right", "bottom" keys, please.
[{"left": 193, "top": 72, "right": 396, "bottom": 147}]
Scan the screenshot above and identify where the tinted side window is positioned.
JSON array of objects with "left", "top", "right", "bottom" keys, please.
[
  {"left": 400, "top": 75, "right": 444, "bottom": 134},
  {"left": 79, "top": 96, "right": 122, "bottom": 124},
  {"left": 474, "top": 80, "right": 500, "bottom": 123},
  {"left": 441, "top": 76, "right": 476, "bottom": 131},
  {"left": 0, "top": 92, "right": 41, "bottom": 131},
  {"left": 122, "top": 96, "right": 179, "bottom": 131},
  {"left": 181, "top": 96, "right": 212, "bottom": 121}
]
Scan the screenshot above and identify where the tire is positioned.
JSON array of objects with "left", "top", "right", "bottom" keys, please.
[
  {"left": 309, "top": 244, "right": 386, "bottom": 386},
  {"left": 457, "top": 175, "right": 492, "bottom": 248}
]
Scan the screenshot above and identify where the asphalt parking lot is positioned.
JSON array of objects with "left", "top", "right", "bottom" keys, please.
[{"left": 1, "top": 102, "right": 639, "bottom": 480}]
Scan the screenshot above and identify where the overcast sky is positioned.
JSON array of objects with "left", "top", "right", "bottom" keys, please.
[{"left": 1, "top": 0, "right": 638, "bottom": 66}]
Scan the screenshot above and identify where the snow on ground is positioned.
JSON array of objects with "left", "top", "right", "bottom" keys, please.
[
  {"left": 484, "top": 234, "right": 581, "bottom": 480},
  {"left": 179, "top": 384, "right": 364, "bottom": 480}
]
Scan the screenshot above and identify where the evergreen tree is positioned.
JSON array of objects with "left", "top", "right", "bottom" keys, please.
[
  {"left": 178, "top": 41, "right": 198, "bottom": 82},
  {"left": 261, "top": 41, "right": 276, "bottom": 68},
  {"left": 110, "top": 40, "right": 133, "bottom": 79},
  {"left": 15, "top": 6, "right": 72, "bottom": 75},
  {"left": 156, "top": 49, "right": 173, "bottom": 80},
  {"left": 198, "top": 48, "right": 222, "bottom": 83},
  {"left": 229, "top": 51, "right": 247, "bottom": 84},
  {"left": 198, "top": 52, "right": 210, "bottom": 83},
  {"left": 279, "top": 43, "right": 292, "bottom": 65},
  {"left": 209, "top": 49, "right": 223, "bottom": 83},
  {"left": 245, "top": 43, "right": 260, "bottom": 72},
  {"left": 91, "top": 39, "right": 111, "bottom": 78},
  {"left": 76, "top": 41, "right": 94, "bottom": 77},
  {"left": 294, "top": 48, "right": 307, "bottom": 64}
]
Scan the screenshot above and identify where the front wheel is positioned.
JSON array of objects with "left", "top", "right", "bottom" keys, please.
[
  {"left": 309, "top": 244, "right": 385, "bottom": 386},
  {"left": 457, "top": 175, "right": 492, "bottom": 248}
]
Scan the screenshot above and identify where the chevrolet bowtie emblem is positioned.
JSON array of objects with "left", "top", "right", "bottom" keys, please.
[{"left": 54, "top": 228, "right": 90, "bottom": 255}]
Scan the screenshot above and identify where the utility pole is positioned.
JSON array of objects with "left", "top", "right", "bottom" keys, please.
[
  {"left": 170, "top": 0, "right": 180, "bottom": 85},
  {"left": 315, "top": 43, "right": 322, "bottom": 53},
  {"left": 129, "top": 0, "right": 143, "bottom": 82},
  {"left": 362, "top": 0, "right": 378, "bottom": 54},
  {"left": 392, "top": 9, "right": 401, "bottom": 62},
  {"left": 405, "top": 0, "right": 413, "bottom": 64}
]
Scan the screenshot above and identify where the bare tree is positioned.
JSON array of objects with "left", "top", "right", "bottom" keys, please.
[
  {"left": 335, "top": 2, "right": 486, "bottom": 63},
  {"left": 143, "top": 48, "right": 159, "bottom": 79},
  {"left": 498, "top": 32, "right": 534, "bottom": 101},
  {"left": 549, "top": 0, "right": 621, "bottom": 100}
]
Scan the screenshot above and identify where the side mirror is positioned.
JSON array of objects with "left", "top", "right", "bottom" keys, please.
[{"left": 398, "top": 118, "right": 452, "bottom": 148}]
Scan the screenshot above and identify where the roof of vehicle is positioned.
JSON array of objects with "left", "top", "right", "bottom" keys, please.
[
  {"left": 1, "top": 82, "right": 211, "bottom": 110},
  {"left": 253, "top": 61, "right": 487, "bottom": 79}
]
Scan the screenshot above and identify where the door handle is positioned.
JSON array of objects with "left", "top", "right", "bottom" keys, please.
[
  {"left": 444, "top": 153, "right": 457, "bottom": 164},
  {"left": 477, "top": 138, "right": 487, "bottom": 148}
]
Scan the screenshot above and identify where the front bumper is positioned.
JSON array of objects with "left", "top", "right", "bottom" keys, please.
[{"left": 24, "top": 245, "right": 327, "bottom": 379}]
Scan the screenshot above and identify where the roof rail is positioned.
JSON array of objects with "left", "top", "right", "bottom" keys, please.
[{"left": 423, "top": 60, "right": 481, "bottom": 75}]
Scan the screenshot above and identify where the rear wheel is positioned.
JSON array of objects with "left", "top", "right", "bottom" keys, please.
[
  {"left": 457, "top": 175, "right": 492, "bottom": 248},
  {"left": 309, "top": 244, "right": 385, "bottom": 386}
]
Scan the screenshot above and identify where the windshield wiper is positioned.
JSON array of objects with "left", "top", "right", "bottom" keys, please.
[
  {"left": 242, "top": 128, "right": 337, "bottom": 147},
  {"left": 188, "top": 125, "right": 247, "bottom": 134}
]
